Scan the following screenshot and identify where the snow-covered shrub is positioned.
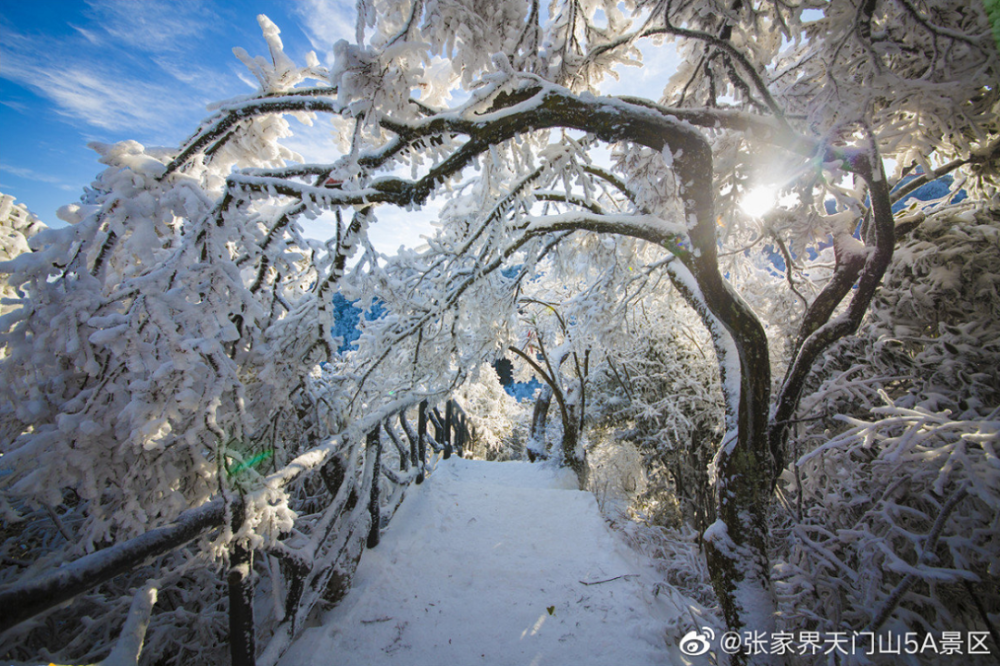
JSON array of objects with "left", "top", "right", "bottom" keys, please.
[
  {"left": 800, "top": 205, "right": 1000, "bottom": 422},
  {"left": 596, "top": 289, "right": 724, "bottom": 532},
  {"left": 5, "top": 553, "right": 229, "bottom": 666},
  {"left": 453, "top": 365, "right": 523, "bottom": 459},
  {"left": 773, "top": 205, "right": 1000, "bottom": 661},
  {"left": 588, "top": 428, "right": 646, "bottom": 516},
  {"left": 775, "top": 402, "right": 999, "bottom": 651},
  {"left": 0, "top": 193, "right": 46, "bottom": 317},
  {"left": 615, "top": 519, "right": 718, "bottom": 613},
  {"left": 0, "top": 194, "right": 46, "bottom": 447}
]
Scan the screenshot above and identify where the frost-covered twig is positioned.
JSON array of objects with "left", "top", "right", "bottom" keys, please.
[
  {"left": 579, "top": 574, "right": 639, "bottom": 585},
  {"left": 97, "top": 583, "right": 158, "bottom": 666},
  {"left": 863, "top": 486, "right": 968, "bottom": 633}
]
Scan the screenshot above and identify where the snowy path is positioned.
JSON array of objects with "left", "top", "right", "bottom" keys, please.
[{"left": 278, "top": 457, "right": 683, "bottom": 666}]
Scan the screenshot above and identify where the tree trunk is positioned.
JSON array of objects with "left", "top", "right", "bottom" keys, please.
[
  {"left": 527, "top": 386, "right": 551, "bottom": 461},
  {"left": 228, "top": 500, "right": 256, "bottom": 666},
  {"left": 560, "top": 408, "right": 588, "bottom": 490},
  {"left": 671, "top": 144, "right": 782, "bottom": 665},
  {"left": 366, "top": 426, "right": 382, "bottom": 549},
  {"left": 416, "top": 400, "right": 427, "bottom": 484},
  {"left": 443, "top": 400, "right": 454, "bottom": 459}
]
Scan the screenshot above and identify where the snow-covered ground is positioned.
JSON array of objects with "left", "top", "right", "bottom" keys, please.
[{"left": 278, "top": 457, "right": 693, "bottom": 666}]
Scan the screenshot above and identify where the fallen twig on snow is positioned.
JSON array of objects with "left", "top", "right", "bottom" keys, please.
[{"left": 579, "top": 574, "right": 638, "bottom": 586}]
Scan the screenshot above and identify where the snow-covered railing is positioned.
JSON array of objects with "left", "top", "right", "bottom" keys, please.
[
  {"left": 0, "top": 498, "right": 225, "bottom": 633},
  {"left": 0, "top": 398, "right": 473, "bottom": 666}
]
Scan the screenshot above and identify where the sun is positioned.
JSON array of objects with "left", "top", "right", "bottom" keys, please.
[{"left": 740, "top": 186, "right": 777, "bottom": 218}]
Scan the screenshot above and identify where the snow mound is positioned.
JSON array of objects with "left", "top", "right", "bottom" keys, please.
[{"left": 278, "top": 457, "right": 683, "bottom": 666}]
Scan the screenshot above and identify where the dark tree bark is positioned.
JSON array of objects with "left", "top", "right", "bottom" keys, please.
[
  {"left": 367, "top": 426, "right": 382, "bottom": 549},
  {"left": 417, "top": 400, "right": 428, "bottom": 483},
  {"left": 443, "top": 400, "right": 454, "bottom": 459},
  {"left": 527, "top": 385, "right": 552, "bottom": 461},
  {"left": 228, "top": 500, "right": 256, "bottom": 666}
]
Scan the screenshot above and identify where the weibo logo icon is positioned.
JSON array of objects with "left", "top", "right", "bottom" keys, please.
[{"left": 679, "top": 627, "right": 715, "bottom": 656}]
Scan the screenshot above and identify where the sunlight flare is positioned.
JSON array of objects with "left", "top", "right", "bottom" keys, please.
[{"left": 740, "top": 186, "right": 777, "bottom": 218}]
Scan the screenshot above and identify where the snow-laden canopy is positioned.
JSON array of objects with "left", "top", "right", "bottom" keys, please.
[{"left": 1, "top": 3, "right": 998, "bottom": 666}]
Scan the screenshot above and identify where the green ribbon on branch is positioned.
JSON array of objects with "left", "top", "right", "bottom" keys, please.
[
  {"left": 985, "top": 0, "right": 1000, "bottom": 52},
  {"left": 226, "top": 449, "right": 274, "bottom": 477}
]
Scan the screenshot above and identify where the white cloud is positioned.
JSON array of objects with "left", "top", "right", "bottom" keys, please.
[
  {"left": 1, "top": 165, "right": 76, "bottom": 190},
  {"left": 153, "top": 56, "right": 243, "bottom": 94},
  {"left": 70, "top": 24, "right": 102, "bottom": 45},
  {"left": 84, "top": 0, "right": 216, "bottom": 53},
  {"left": 0, "top": 4, "right": 231, "bottom": 138},
  {"left": 0, "top": 100, "right": 29, "bottom": 114},
  {"left": 294, "top": 210, "right": 339, "bottom": 245},
  {"left": 292, "top": 0, "right": 357, "bottom": 65},
  {"left": 0, "top": 48, "right": 192, "bottom": 132}
]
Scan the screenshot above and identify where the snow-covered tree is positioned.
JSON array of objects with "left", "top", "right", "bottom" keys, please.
[
  {"left": 0, "top": 194, "right": 46, "bottom": 319},
  {"left": 2, "top": 2, "right": 999, "bottom": 664},
  {"left": 769, "top": 205, "right": 1000, "bottom": 662},
  {"left": 0, "top": 19, "right": 387, "bottom": 665},
  {"left": 0, "top": 193, "right": 48, "bottom": 467}
]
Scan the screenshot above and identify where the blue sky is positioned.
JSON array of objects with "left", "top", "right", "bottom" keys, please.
[
  {"left": 0, "top": 1, "right": 356, "bottom": 226},
  {"left": 0, "top": 1, "right": 679, "bottom": 249}
]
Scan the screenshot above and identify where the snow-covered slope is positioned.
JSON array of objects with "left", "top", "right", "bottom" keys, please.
[{"left": 278, "top": 457, "right": 684, "bottom": 666}]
